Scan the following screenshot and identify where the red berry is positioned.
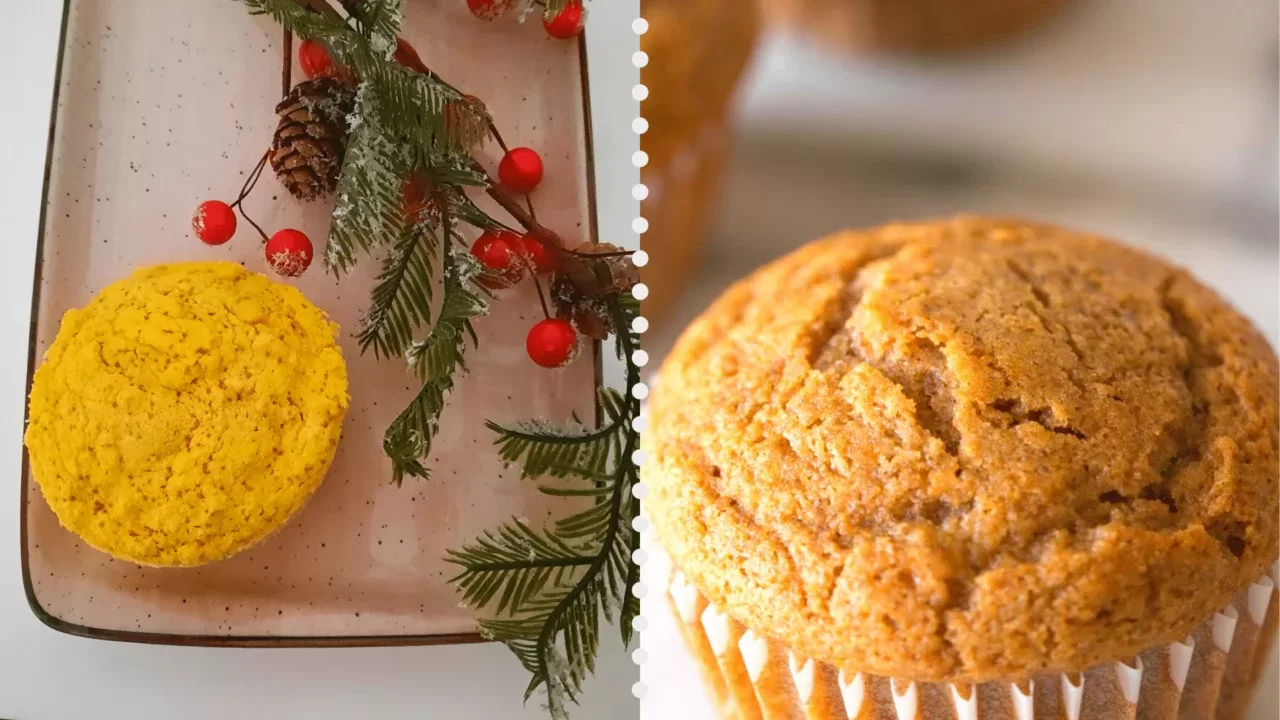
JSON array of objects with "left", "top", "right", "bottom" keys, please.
[
  {"left": 401, "top": 172, "right": 437, "bottom": 221},
  {"left": 298, "top": 39, "right": 336, "bottom": 80},
  {"left": 393, "top": 38, "right": 428, "bottom": 73},
  {"left": 526, "top": 318, "right": 578, "bottom": 368},
  {"left": 470, "top": 230, "right": 525, "bottom": 288},
  {"left": 467, "top": 0, "right": 516, "bottom": 21},
  {"left": 192, "top": 200, "right": 236, "bottom": 245},
  {"left": 265, "top": 229, "right": 314, "bottom": 278},
  {"left": 498, "top": 147, "right": 544, "bottom": 194},
  {"left": 544, "top": 1, "right": 584, "bottom": 39},
  {"left": 517, "top": 236, "right": 556, "bottom": 274}
]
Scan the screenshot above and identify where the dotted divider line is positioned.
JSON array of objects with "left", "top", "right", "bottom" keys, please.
[{"left": 630, "top": 12, "right": 650, "bottom": 704}]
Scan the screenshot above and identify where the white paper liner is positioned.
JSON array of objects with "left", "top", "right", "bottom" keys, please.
[{"left": 666, "top": 570, "right": 1276, "bottom": 719}]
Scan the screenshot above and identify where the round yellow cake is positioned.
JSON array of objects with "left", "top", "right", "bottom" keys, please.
[{"left": 25, "top": 261, "right": 349, "bottom": 567}]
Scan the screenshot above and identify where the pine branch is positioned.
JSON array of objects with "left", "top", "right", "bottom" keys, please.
[
  {"left": 384, "top": 249, "right": 488, "bottom": 483},
  {"left": 241, "top": 0, "right": 351, "bottom": 39},
  {"left": 357, "top": 218, "right": 442, "bottom": 359},
  {"left": 448, "top": 521, "right": 595, "bottom": 616},
  {"left": 450, "top": 296, "right": 642, "bottom": 719},
  {"left": 346, "top": 0, "right": 403, "bottom": 49},
  {"left": 325, "top": 100, "right": 414, "bottom": 274}
]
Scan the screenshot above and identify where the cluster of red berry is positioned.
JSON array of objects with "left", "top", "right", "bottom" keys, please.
[
  {"left": 466, "top": 0, "right": 585, "bottom": 39},
  {"left": 469, "top": 147, "right": 579, "bottom": 369},
  {"left": 192, "top": 200, "right": 315, "bottom": 278}
]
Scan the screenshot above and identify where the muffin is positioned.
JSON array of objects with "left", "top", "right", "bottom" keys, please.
[
  {"left": 762, "top": 0, "right": 1074, "bottom": 55},
  {"left": 644, "top": 217, "right": 1279, "bottom": 718},
  {"left": 640, "top": 0, "right": 760, "bottom": 325},
  {"left": 26, "top": 261, "right": 349, "bottom": 567}
]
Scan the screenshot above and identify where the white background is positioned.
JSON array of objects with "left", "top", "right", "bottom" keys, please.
[{"left": 0, "top": 1, "right": 638, "bottom": 718}]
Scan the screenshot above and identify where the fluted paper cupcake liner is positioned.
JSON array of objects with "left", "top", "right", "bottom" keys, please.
[
  {"left": 640, "top": 119, "right": 730, "bottom": 326},
  {"left": 667, "top": 561, "right": 1278, "bottom": 720}
]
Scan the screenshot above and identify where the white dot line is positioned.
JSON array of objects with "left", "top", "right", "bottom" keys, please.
[
  {"left": 632, "top": 151, "right": 649, "bottom": 168},
  {"left": 632, "top": 217, "right": 649, "bottom": 234},
  {"left": 632, "top": 249, "right": 649, "bottom": 267},
  {"left": 632, "top": 18, "right": 648, "bottom": 35},
  {"left": 631, "top": 448, "right": 647, "bottom": 465},
  {"left": 632, "top": 184, "right": 649, "bottom": 201},
  {"left": 632, "top": 682, "right": 648, "bottom": 699},
  {"left": 632, "top": 350, "right": 649, "bottom": 367},
  {"left": 632, "top": 582, "right": 649, "bottom": 599},
  {"left": 632, "top": 283, "right": 649, "bottom": 301},
  {"left": 631, "top": 483, "right": 648, "bottom": 499},
  {"left": 632, "top": 51, "right": 649, "bottom": 68},
  {"left": 632, "top": 516, "right": 649, "bottom": 532},
  {"left": 632, "top": 648, "right": 650, "bottom": 665},
  {"left": 632, "top": 84, "right": 649, "bottom": 102},
  {"left": 631, "top": 382, "right": 649, "bottom": 400},
  {"left": 632, "top": 117, "right": 649, "bottom": 134},
  {"left": 632, "top": 317, "right": 649, "bottom": 333}
]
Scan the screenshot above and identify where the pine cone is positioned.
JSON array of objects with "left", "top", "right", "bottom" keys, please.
[{"left": 270, "top": 78, "right": 355, "bottom": 202}]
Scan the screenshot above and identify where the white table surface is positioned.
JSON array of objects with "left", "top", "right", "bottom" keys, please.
[{"left": 0, "top": 2, "right": 639, "bottom": 719}]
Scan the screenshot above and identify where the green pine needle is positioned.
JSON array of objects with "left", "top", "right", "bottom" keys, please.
[
  {"left": 357, "top": 219, "right": 442, "bottom": 360},
  {"left": 383, "top": 250, "right": 488, "bottom": 484},
  {"left": 241, "top": 0, "right": 351, "bottom": 40},
  {"left": 346, "top": 0, "right": 403, "bottom": 50},
  {"left": 448, "top": 297, "right": 642, "bottom": 720},
  {"left": 324, "top": 107, "right": 415, "bottom": 275}
]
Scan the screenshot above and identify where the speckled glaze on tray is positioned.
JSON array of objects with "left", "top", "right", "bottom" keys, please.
[{"left": 22, "top": 0, "right": 600, "bottom": 645}]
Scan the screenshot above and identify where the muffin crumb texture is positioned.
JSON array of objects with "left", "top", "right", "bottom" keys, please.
[
  {"left": 25, "top": 261, "right": 349, "bottom": 567},
  {"left": 646, "top": 217, "right": 1279, "bottom": 682}
]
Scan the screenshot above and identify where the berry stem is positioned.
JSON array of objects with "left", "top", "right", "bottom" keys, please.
[
  {"left": 527, "top": 260, "right": 551, "bottom": 320},
  {"left": 231, "top": 151, "right": 272, "bottom": 242},
  {"left": 487, "top": 118, "right": 511, "bottom": 154}
]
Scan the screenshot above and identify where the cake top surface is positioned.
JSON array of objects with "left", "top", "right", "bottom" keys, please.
[
  {"left": 26, "top": 261, "right": 349, "bottom": 567},
  {"left": 645, "top": 217, "right": 1279, "bottom": 682}
]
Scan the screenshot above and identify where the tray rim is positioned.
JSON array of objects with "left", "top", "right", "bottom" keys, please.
[{"left": 19, "top": 0, "right": 605, "bottom": 649}]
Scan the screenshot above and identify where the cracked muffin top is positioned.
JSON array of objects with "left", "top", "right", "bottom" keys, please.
[{"left": 644, "top": 217, "right": 1279, "bottom": 683}]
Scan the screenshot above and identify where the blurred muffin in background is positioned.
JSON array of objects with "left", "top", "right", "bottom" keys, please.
[
  {"left": 762, "top": 0, "right": 1073, "bottom": 54},
  {"left": 640, "top": 0, "right": 760, "bottom": 326}
]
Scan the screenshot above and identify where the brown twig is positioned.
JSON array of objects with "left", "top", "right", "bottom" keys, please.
[{"left": 282, "top": 28, "right": 293, "bottom": 97}]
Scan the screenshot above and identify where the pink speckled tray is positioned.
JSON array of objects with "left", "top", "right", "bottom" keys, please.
[{"left": 22, "top": 0, "right": 601, "bottom": 646}]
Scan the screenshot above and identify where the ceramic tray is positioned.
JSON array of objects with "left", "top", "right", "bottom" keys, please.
[{"left": 22, "top": 0, "right": 600, "bottom": 647}]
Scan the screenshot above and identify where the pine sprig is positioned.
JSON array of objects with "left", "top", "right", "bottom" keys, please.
[
  {"left": 345, "top": 0, "right": 403, "bottom": 51},
  {"left": 385, "top": 249, "right": 487, "bottom": 484},
  {"left": 357, "top": 217, "right": 442, "bottom": 359},
  {"left": 448, "top": 297, "right": 642, "bottom": 719},
  {"left": 325, "top": 102, "right": 415, "bottom": 274},
  {"left": 243, "top": 0, "right": 351, "bottom": 40}
]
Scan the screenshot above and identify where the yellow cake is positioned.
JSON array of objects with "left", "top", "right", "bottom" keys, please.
[{"left": 25, "top": 261, "right": 349, "bottom": 567}]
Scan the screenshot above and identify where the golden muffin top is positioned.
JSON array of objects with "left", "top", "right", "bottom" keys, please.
[
  {"left": 640, "top": 0, "right": 759, "bottom": 169},
  {"left": 645, "top": 217, "right": 1279, "bottom": 682},
  {"left": 25, "top": 261, "right": 349, "bottom": 567}
]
